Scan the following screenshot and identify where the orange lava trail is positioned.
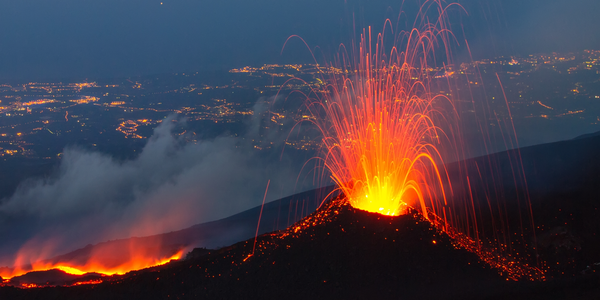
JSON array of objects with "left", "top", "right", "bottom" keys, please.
[
  {"left": 252, "top": 180, "right": 271, "bottom": 258},
  {"left": 0, "top": 250, "right": 184, "bottom": 285}
]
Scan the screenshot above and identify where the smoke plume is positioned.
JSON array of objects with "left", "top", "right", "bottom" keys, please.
[{"left": 0, "top": 113, "right": 315, "bottom": 267}]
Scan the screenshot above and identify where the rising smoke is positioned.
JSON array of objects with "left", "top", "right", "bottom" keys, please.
[{"left": 0, "top": 109, "right": 316, "bottom": 267}]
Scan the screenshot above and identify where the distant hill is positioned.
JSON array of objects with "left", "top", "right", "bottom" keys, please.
[
  {"left": 573, "top": 130, "right": 600, "bottom": 140},
  {"left": 445, "top": 132, "right": 600, "bottom": 277},
  {"left": 6, "top": 269, "right": 103, "bottom": 287}
]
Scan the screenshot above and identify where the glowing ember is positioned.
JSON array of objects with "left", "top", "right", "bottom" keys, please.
[{"left": 69, "top": 279, "right": 103, "bottom": 286}]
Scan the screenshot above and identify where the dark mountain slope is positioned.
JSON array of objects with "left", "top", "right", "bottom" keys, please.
[{"left": 444, "top": 132, "right": 600, "bottom": 276}]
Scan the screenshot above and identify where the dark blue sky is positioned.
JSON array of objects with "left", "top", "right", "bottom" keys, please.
[{"left": 0, "top": 0, "right": 598, "bottom": 80}]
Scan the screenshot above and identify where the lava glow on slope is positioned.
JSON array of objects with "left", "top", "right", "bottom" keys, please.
[{"left": 1, "top": 250, "right": 183, "bottom": 286}]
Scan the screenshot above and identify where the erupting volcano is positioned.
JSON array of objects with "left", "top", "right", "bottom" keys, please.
[
  {"left": 2, "top": 0, "right": 542, "bottom": 289},
  {"left": 8, "top": 0, "right": 600, "bottom": 298},
  {"left": 291, "top": 0, "right": 543, "bottom": 280},
  {"left": 289, "top": 1, "right": 466, "bottom": 224},
  {"left": 310, "top": 24, "right": 453, "bottom": 219},
  {"left": 3, "top": 0, "right": 600, "bottom": 299}
]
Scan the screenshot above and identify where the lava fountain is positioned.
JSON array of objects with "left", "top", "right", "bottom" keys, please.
[
  {"left": 301, "top": 2, "right": 459, "bottom": 221},
  {"left": 285, "top": 0, "right": 542, "bottom": 279}
]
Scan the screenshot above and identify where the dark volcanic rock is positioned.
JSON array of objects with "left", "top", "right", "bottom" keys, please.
[
  {"left": 183, "top": 247, "right": 212, "bottom": 260},
  {"left": 9, "top": 269, "right": 78, "bottom": 287},
  {"left": 442, "top": 132, "right": 600, "bottom": 278}
]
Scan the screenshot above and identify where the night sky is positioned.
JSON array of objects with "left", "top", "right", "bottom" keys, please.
[{"left": 0, "top": 0, "right": 599, "bottom": 80}]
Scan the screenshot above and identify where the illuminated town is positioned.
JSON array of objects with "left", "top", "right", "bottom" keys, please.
[{"left": 0, "top": 50, "right": 599, "bottom": 165}]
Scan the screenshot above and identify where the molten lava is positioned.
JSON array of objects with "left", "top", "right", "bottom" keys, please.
[{"left": 1, "top": 250, "right": 183, "bottom": 286}]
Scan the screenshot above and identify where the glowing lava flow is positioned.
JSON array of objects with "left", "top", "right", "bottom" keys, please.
[
  {"left": 0, "top": 250, "right": 183, "bottom": 285},
  {"left": 304, "top": 3, "right": 458, "bottom": 221}
]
